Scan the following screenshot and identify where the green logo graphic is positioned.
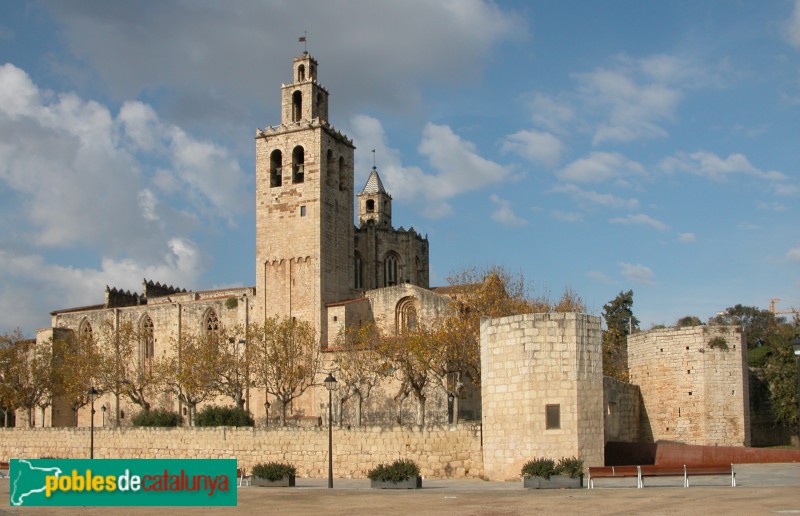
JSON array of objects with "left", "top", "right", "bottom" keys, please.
[{"left": 9, "top": 459, "right": 237, "bottom": 507}]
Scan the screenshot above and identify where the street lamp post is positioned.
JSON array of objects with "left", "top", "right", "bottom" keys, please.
[
  {"left": 87, "top": 386, "right": 99, "bottom": 459},
  {"left": 323, "top": 373, "right": 337, "bottom": 489},
  {"left": 791, "top": 334, "right": 800, "bottom": 446}
]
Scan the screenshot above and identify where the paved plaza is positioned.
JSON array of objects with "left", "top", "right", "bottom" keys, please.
[{"left": 1, "top": 463, "right": 799, "bottom": 515}]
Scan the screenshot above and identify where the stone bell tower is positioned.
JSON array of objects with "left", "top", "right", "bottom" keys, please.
[{"left": 254, "top": 52, "right": 355, "bottom": 345}]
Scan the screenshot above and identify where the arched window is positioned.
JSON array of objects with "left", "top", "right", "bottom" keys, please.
[
  {"left": 396, "top": 297, "right": 419, "bottom": 334},
  {"left": 415, "top": 256, "right": 422, "bottom": 285},
  {"left": 338, "top": 156, "right": 347, "bottom": 191},
  {"left": 270, "top": 149, "right": 283, "bottom": 187},
  {"left": 292, "top": 91, "right": 302, "bottom": 122},
  {"left": 205, "top": 310, "right": 220, "bottom": 342},
  {"left": 354, "top": 251, "right": 363, "bottom": 289},
  {"left": 140, "top": 315, "right": 155, "bottom": 361},
  {"left": 292, "top": 146, "right": 305, "bottom": 184},
  {"left": 366, "top": 199, "right": 375, "bottom": 212},
  {"left": 384, "top": 253, "right": 399, "bottom": 287},
  {"left": 79, "top": 320, "right": 93, "bottom": 343},
  {"left": 326, "top": 149, "right": 337, "bottom": 188},
  {"left": 298, "top": 64, "right": 305, "bottom": 82}
]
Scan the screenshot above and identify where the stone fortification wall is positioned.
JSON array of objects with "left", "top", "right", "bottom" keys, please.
[
  {"left": 603, "top": 376, "right": 641, "bottom": 443},
  {"left": 0, "top": 425, "right": 482, "bottom": 479},
  {"left": 480, "top": 313, "right": 604, "bottom": 480},
  {"left": 627, "top": 325, "right": 750, "bottom": 446}
]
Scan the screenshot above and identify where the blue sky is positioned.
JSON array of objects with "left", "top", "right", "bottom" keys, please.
[{"left": 1, "top": 1, "right": 799, "bottom": 336}]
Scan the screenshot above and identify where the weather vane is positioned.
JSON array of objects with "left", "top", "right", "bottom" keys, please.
[{"left": 298, "top": 31, "right": 308, "bottom": 53}]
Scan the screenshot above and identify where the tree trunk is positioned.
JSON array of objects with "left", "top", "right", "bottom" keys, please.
[
  {"left": 416, "top": 395, "right": 426, "bottom": 426},
  {"left": 279, "top": 399, "right": 288, "bottom": 426},
  {"left": 355, "top": 391, "right": 363, "bottom": 427}
]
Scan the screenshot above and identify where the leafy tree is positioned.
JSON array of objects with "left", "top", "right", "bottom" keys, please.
[
  {"left": 248, "top": 317, "right": 321, "bottom": 426},
  {"left": 211, "top": 326, "right": 248, "bottom": 410},
  {"left": 676, "top": 316, "right": 703, "bottom": 327},
  {"left": 163, "top": 331, "right": 219, "bottom": 426},
  {"left": 761, "top": 323, "right": 799, "bottom": 432},
  {"left": 332, "top": 322, "right": 384, "bottom": 427},
  {"left": 710, "top": 305, "right": 781, "bottom": 349},
  {"left": 94, "top": 320, "right": 167, "bottom": 424},
  {"left": 0, "top": 329, "right": 52, "bottom": 426},
  {"left": 50, "top": 329, "right": 102, "bottom": 424},
  {"left": 602, "top": 290, "right": 639, "bottom": 381},
  {"left": 376, "top": 326, "right": 438, "bottom": 426}
]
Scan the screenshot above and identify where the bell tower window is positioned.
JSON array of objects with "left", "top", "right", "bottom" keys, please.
[
  {"left": 338, "top": 156, "right": 347, "bottom": 191},
  {"left": 298, "top": 64, "right": 305, "bottom": 82},
  {"left": 292, "top": 91, "right": 302, "bottom": 122},
  {"left": 292, "top": 146, "right": 305, "bottom": 183},
  {"left": 366, "top": 199, "right": 375, "bottom": 212},
  {"left": 270, "top": 150, "right": 283, "bottom": 187}
]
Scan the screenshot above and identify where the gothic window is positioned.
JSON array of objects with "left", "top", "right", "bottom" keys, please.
[
  {"left": 396, "top": 297, "right": 418, "bottom": 334},
  {"left": 415, "top": 256, "right": 422, "bottom": 285},
  {"left": 354, "top": 252, "right": 363, "bottom": 289},
  {"left": 384, "top": 252, "right": 399, "bottom": 287},
  {"left": 79, "top": 320, "right": 93, "bottom": 340},
  {"left": 292, "top": 91, "right": 302, "bottom": 122},
  {"left": 338, "top": 156, "right": 347, "bottom": 191},
  {"left": 141, "top": 315, "right": 155, "bottom": 361},
  {"left": 270, "top": 150, "right": 283, "bottom": 187},
  {"left": 298, "top": 64, "right": 305, "bottom": 82},
  {"left": 292, "top": 146, "right": 305, "bottom": 183},
  {"left": 366, "top": 199, "right": 375, "bottom": 212},
  {"left": 326, "top": 149, "right": 337, "bottom": 188},
  {"left": 205, "top": 310, "right": 220, "bottom": 342}
]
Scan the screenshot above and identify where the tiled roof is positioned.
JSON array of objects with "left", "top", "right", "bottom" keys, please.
[{"left": 360, "top": 167, "right": 386, "bottom": 195}]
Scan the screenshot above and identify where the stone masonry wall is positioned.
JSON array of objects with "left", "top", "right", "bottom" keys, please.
[
  {"left": 603, "top": 376, "right": 641, "bottom": 443},
  {"left": 628, "top": 325, "right": 750, "bottom": 446},
  {"left": 480, "top": 313, "right": 604, "bottom": 481},
  {"left": 0, "top": 425, "right": 483, "bottom": 479}
]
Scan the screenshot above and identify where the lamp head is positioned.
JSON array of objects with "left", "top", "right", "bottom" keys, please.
[{"left": 324, "top": 373, "right": 337, "bottom": 392}]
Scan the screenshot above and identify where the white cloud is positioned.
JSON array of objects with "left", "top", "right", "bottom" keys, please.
[
  {"left": 501, "top": 129, "right": 564, "bottom": 167},
  {"left": 41, "top": 1, "right": 524, "bottom": 127},
  {"left": 489, "top": 194, "right": 527, "bottom": 227},
  {"left": 660, "top": 151, "right": 795, "bottom": 195},
  {"left": 609, "top": 214, "right": 669, "bottom": 232},
  {"left": 350, "top": 115, "right": 509, "bottom": 218},
  {"left": 0, "top": 63, "right": 251, "bottom": 333},
  {"left": 677, "top": 232, "right": 696, "bottom": 243},
  {"left": 619, "top": 262, "right": 655, "bottom": 285},
  {"left": 786, "top": 0, "right": 800, "bottom": 49},
  {"left": 557, "top": 152, "right": 645, "bottom": 184},
  {"left": 527, "top": 93, "right": 574, "bottom": 134},
  {"left": 787, "top": 247, "right": 800, "bottom": 262},
  {"left": 550, "top": 184, "right": 639, "bottom": 210}
]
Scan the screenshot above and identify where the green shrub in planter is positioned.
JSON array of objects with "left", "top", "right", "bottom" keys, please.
[
  {"left": 194, "top": 405, "right": 254, "bottom": 427},
  {"left": 131, "top": 408, "right": 183, "bottom": 427},
  {"left": 555, "top": 456, "right": 584, "bottom": 479},
  {"left": 367, "top": 459, "right": 420, "bottom": 482},
  {"left": 520, "top": 458, "right": 556, "bottom": 480},
  {"left": 251, "top": 462, "right": 297, "bottom": 481}
]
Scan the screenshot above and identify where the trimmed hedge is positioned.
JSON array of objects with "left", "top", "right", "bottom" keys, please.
[
  {"left": 251, "top": 462, "right": 296, "bottom": 481},
  {"left": 367, "top": 459, "right": 420, "bottom": 482},
  {"left": 194, "top": 405, "right": 254, "bottom": 427},
  {"left": 131, "top": 409, "right": 183, "bottom": 427},
  {"left": 521, "top": 456, "right": 584, "bottom": 479}
]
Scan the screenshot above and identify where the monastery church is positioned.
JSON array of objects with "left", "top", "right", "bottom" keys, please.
[
  {"left": 30, "top": 52, "right": 752, "bottom": 477},
  {"left": 37, "top": 51, "right": 453, "bottom": 427}
]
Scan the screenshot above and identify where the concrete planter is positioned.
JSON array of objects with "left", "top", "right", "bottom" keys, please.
[
  {"left": 523, "top": 475, "right": 583, "bottom": 489},
  {"left": 252, "top": 475, "right": 296, "bottom": 487},
  {"left": 370, "top": 477, "right": 422, "bottom": 489}
]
